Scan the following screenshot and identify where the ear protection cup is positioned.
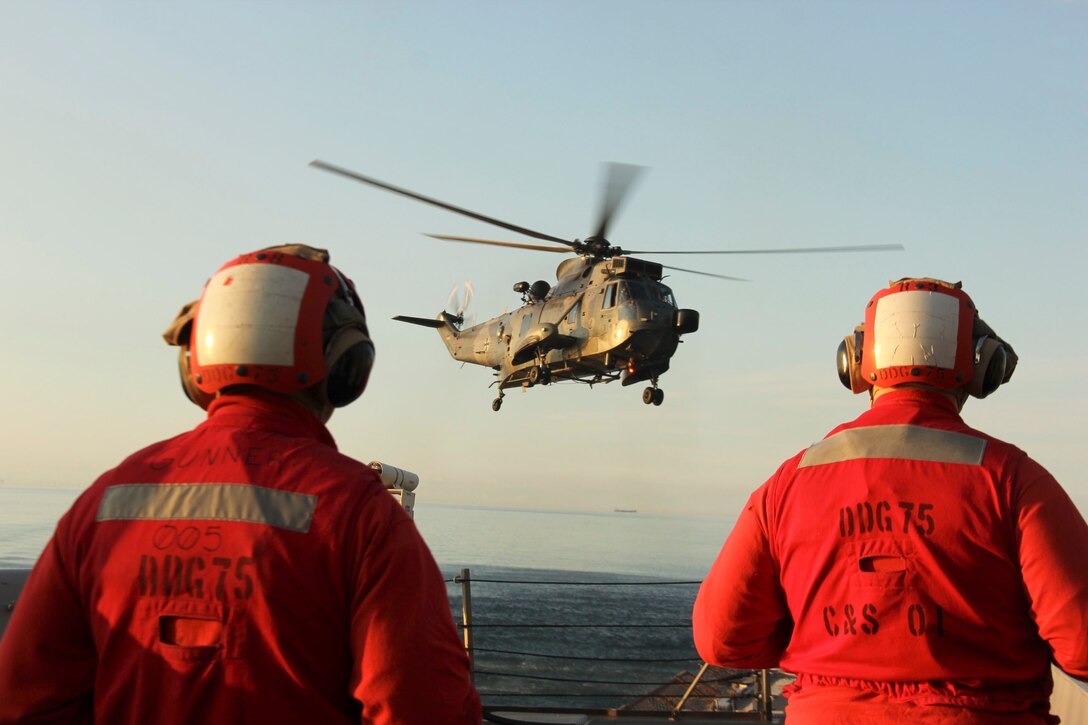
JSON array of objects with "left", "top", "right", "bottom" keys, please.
[
  {"left": 177, "top": 346, "right": 216, "bottom": 410},
  {"left": 971, "top": 315, "right": 1017, "bottom": 398},
  {"left": 322, "top": 326, "right": 375, "bottom": 408},
  {"left": 967, "top": 336, "right": 1008, "bottom": 399},
  {"left": 163, "top": 300, "right": 216, "bottom": 410},
  {"left": 836, "top": 327, "right": 868, "bottom": 394}
]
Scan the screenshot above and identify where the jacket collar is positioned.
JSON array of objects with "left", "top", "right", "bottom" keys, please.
[
  {"left": 871, "top": 387, "right": 961, "bottom": 416},
  {"left": 203, "top": 392, "right": 338, "bottom": 449}
]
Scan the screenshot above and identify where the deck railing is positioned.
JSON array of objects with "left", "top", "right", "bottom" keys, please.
[
  {"left": 448, "top": 568, "right": 1088, "bottom": 722},
  {"left": 449, "top": 567, "right": 778, "bottom": 719}
]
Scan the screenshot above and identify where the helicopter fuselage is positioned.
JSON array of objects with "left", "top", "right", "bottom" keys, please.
[{"left": 414, "top": 256, "right": 699, "bottom": 396}]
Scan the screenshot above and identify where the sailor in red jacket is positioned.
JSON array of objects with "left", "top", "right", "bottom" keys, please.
[
  {"left": 693, "top": 278, "right": 1088, "bottom": 724},
  {"left": 0, "top": 245, "right": 481, "bottom": 725}
]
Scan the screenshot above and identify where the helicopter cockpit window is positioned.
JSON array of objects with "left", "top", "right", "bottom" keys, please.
[
  {"left": 624, "top": 281, "right": 644, "bottom": 300},
  {"left": 624, "top": 280, "right": 676, "bottom": 306},
  {"left": 617, "top": 283, "right": 638, "bottom": 321},
  {"left": 603, "top": 283, "right": 618, "bottom": 309},
  {"left": 617, "top": 283, "right": 632, "bottom": 304}
]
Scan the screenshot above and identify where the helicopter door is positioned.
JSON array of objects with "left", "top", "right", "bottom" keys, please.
[
  {"left": 602, "top": 283, "right": 618, "bottom": 309},
  {"left": 590, "top": 282, "right": 617, "bottom": 330},
  {"left": 518, "top": 309, "right": 538, "bottom": 338},
  {"left": 591, "top": 282, "right": 621, "bottom": 343},
  {"left": 563, "top": 296, "right": 585, "bottom": 336},
  {"left": 599, "top": 282, "right": 621, "bottom": 322}
]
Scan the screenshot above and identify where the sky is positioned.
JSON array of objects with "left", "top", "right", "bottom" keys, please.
[{"left": 1, "top": 1, "right": 1086, "bottom": 518}]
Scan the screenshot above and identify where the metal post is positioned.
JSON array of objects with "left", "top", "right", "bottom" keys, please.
[
  {"left": 760, "top": 668, "right": 771, "bottom": 720},
  {"left": 459, "top": 567, "right": 475, "bottom": 683},
  {"left": 670, "top": 661, "right": 710, "bottom": 718}
]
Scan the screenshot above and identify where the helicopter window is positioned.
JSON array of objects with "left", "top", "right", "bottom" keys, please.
[
  {"left": 566, "top": 299, "right": 582, "bottom": 326},
  {"left": 603, "top": 284, "right": 618, "bottom": 309},
  {"left": 519, "top": 314, "right": 533, "bottom": 337},
  {"left": 624, "top": 280, "right": 676, "bottom": 306},
  {"left": 623, "top": 281, "right": 644, "bottom": 300},
  {"left": 617, "top": 283, "right": 638, "bottom": 321}
]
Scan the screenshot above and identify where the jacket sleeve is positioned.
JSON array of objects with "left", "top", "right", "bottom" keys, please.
[
  {"left": 1013, "top": 458, "right": 1088, "bottom": 681},
  {"left": 346, "top": 496, "right": 481, "bottom": 725},
  {"left": 0, "top": 514, "right": 95, "bottom": 724},
  {"left": 692, "top": 478, "right": 792, "bottom": 669}
]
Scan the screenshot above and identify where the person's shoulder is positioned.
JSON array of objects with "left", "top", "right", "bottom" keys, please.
[
  {"left": 84, "top": 428, "right": 193, "bottom": 488},
  {"left": 955, "top": 419, "right": 1027, "bottom": 460},
  {"left": 784, "top": 415, "right": 859, "bottom": 473},
  {"left": 289, "top": 445, "right": 391, "bottom": 508},
  {"left": 304, "top": 445, "right": 382, "bottom": 480},
  {"left": 949, "top": 419, "right": 1065, "bottom": 500},
  {"left": 307, "top": 453, "right": 412, "bottom": 538}
]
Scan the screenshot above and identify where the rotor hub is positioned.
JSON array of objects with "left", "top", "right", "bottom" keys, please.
[{"left": 577, "top": 236, "right": 623, "bottom": 259}]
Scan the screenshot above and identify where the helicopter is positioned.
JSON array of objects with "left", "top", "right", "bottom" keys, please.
[{"left": 310, "top": 160, "right": 902, "bottom": 411}]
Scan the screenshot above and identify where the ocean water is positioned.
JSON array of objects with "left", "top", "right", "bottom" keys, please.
[
  {"left": 0, "top": 487, "right": 736, "bottom": 709},
  {"left": 0, "top": 487, "right": 85, "bottom": 568},
  {"left": 417, "top": 503, "right": 730, "bottom": 580},
  {"left": 416, "top": 505, "right": 734, "bottom": 707}
]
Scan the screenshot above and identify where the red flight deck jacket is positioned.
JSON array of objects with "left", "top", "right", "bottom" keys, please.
[
  {"left": 0, "top": 394, "right": 481, "bottom": 725},
  {"left": 693, "top": 389, "right": 1088, "bottom": 723}
]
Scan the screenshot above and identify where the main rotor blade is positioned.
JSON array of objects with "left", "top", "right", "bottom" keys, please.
[
  {"left": 593, "top": 162, "right": 645, "bottom": 241},
  {"left": 310, "top": 160, "right": 575, "bottom": 247},
  {"left": 624, "top": 243, "right": 905, "bottom": 255},
  {"left": 426, "top": 233, "right": 572, "bottom": 253},
  {"left": 660, "top": 263, "right": 749, "bottom": 281}
]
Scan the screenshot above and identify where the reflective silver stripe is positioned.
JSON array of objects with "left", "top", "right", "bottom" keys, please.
[
  {"left": 96, "top": 483, "right": 317, "bottom": 533},
  {"left": 798, "top": 424, "right": 986, "bottom": 468}
]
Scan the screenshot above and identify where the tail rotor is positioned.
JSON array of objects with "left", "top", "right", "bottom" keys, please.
[{"left": 444, "top": 280, "right": 476, "bottom": 328}]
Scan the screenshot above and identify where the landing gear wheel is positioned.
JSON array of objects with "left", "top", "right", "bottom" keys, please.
[
  {"left": 492, "top": 397, "right": 503, "bottom": 411},
  {"left": 528, "top": 365, "right": 549, "bottom": 386},
  {"left": 652, "top": 388, "right": 664, "bottom": 406},
  {"left": 642, "top": 387, "right": 655, "bottom": 405}
]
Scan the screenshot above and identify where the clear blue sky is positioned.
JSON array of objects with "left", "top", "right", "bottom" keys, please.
[{"left": 2, "top": 1, "right": 1085, "bottom": 517}]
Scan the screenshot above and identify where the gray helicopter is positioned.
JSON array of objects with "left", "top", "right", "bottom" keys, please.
[{"left": 311, "top": 160, "right": 901, "bottom": 411}]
